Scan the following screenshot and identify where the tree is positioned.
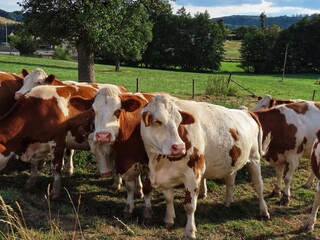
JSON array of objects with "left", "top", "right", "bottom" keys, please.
[
  {"left": 9, "top": 25, "right": 37, "bottom": 55},
  {"left": 19, "top": 0, "right": 168, "bottom": 82}
]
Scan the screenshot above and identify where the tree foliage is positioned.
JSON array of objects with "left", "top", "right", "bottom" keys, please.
[{"left": 19, "top": 0, "right": 167, "bottom": 81}]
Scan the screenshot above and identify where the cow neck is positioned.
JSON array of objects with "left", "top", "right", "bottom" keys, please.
[
  {"left": 0, "top": 99, "right": 27, "bottom": 144},
  {"left": 116, "top": 107, "right": 143, "bottom": 143}
]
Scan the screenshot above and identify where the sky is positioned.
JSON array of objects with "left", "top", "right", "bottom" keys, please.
[{"left": 1, "top": 0, "right": 320, "bottom": 18}]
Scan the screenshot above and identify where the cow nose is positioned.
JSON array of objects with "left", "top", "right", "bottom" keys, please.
[
  {"left": 14, "top": 92, "right": 23, "bottom": 100},
  {"left": 171, "top": 144, "right": 186, "bottom": 156},
  {"left": 95, "top": 131, "right": 112, "bottom": 143}
]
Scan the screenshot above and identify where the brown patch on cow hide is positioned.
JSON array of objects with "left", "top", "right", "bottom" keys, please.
[
  {"left": 286, "top": 102, "right": 308, "bottom": 115},
  {"left": 184, "top": 190, "right": 192, "bottom": 205},
  {"left": 229, "top": 128, "right": 239, "bottom": 141},
  {"left": 229, "top": 145, "right": 241, "bottom": 166},
  {"left": 142, "top": 177, "right": 153, "bottom": 195},
  {"left": 178, "top": 125, "right": 191, "bottom": 151},
  {"left": 297, "top": 137, "right": 307, "bottom": 154},
  {"left": 255, "top": 108, "right": 297, "bottom": 162},
  {"left": 187, "top": 147, "right": 205, "bottom": 179}
]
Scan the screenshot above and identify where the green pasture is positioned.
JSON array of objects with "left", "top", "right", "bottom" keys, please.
[
  {"left": 0, "top": 54, "right": 320, "bottom": 239},
  {"left": 1, "top": 54, "right": 320, "bottom": 105}
]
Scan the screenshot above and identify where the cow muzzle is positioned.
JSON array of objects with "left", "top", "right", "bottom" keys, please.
[
  {"left": 95, "top": 131, "right": 112, "bottom": 143},
  {"left": 170, "top": 144, "right": 186, "bottom": 156},
  {"left": 14, "top": 92, "right": 23, "bottom": 100}
]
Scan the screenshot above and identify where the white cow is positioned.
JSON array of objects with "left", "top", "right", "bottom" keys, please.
[
  {"left": 140, "top": 94, "right": 270, "bottom": 239},
  {"left": 305, "top": 130, "right": 320, "bottom": 231}
]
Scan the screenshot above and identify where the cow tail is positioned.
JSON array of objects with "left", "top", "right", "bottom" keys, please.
[{"left": 258, "top": 127, "right": 271, "bottom": 157}]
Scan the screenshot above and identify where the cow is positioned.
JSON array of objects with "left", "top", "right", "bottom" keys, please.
[
  {"left": 253, "top": 95, "right": 298, "bottom": 111},
  {"left": 253, "top": 101, "right": 320, "bottom": 206},
  {"left": 140, "top": 94, "right": 270, "bottom": 239},
  {"left": 0, "top": 70, "right": 28, "bottom": 116},
  {"left": 13, "top": 68, "right": 104, "bottom": 176},
  {"left": 0, "top": 84, "right": 105, "bottom": 199},
  {"left": 305, "top": 130, "right": 320, "bottom": 231},
  {"left": 70, "top": 88, "right": 157, "bottom": 220}
]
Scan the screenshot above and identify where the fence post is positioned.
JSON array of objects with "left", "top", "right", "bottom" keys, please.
[
  {"left": 136, "top": 78, "right": 139, "bottom": 93},
  {"left": 192, "top": 79, "right": 195, "bottom": 99},
  {"left": 312, "top": 90, "right": 316, "bottom": 100}
]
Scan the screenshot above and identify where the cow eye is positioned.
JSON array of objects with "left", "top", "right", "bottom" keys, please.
[
  {"left": 154, "top": 120, "right": 162, "bottom": 126},
  {"left": 114, "top": 109, "right": 121, "bottom": 118}
]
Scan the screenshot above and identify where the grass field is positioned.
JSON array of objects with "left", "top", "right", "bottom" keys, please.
[{"left": 0, "top": 54, "right": 320, "bottom": 239}]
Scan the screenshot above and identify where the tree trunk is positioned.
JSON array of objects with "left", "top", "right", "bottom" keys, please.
[
  {"left": 76, "top": 41, "right": 95, "bottom": 82},
  {"left": 115, "top": 60, "right": 121, "bottom": 72}
]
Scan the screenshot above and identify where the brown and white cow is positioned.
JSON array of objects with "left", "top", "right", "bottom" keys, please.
[
  {"left": 140, "top": 94, "right": 270, "bottom": 239},
  {"left": 305, "top": 130, "right": 320, "bottom": 231},
  {"left": 0, "top": 84, "right": 102, "bottom": 198},
  {"left": 0, "top": 70, "right": 27, "bottom": 116},
  {"left": 253, "top": 101, "right": 320, "bottom": 205},
  {"left": 70, "top": 87, "right": 157, "bottom": 219}
]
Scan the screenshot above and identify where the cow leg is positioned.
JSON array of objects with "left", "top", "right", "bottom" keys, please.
[
  {"left": 142, "top": 177, "right": 153, "bottom": 224},
  {"left": 63, "top": 148, "right": 74, "bottom": 176},
  {"left": 112, "top": 174, "right": 123, "bottom": 191},
  {"left": 198, "top": 177, "right": 207, "bottom": 199},
  {"left": 134, "top": 174, "right": 144, "bottom": 199},
  {"left": 246, "top": 161, "right": 270, "bottom": 219},
  {"left": 281, "top": 158, "right": 299, "bottom": 206},
  {"left": 24, "top": 161, "right": 39, "bottom": 190},
  {"left": 50, "top": 147, "right": 64, "bottom": 200},
  {"left": 305, "top": 180, "right": 320, "bottom": 231},
  {"left": 183, "top": 179, "right": 200, "bottom": 239},
  {"left": 224, "top": 173, "right": 236, "bottom": 207},
  {"left": 304, "top": 170, "right": 316, "bottom": 189},
  {"left": 123, "top": 180, "right": 135, "bottom": 218},
  {"left": 162, "top": 188, "right": 175, "bottom": 230},
  {"left": 270, "top": 163, "right": 285, "bottom": 198}
]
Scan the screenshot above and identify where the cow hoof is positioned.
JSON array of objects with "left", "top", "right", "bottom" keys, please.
[
  {"left": 303, "top": 223, "right": 314, "bottom": 232},
  {"left": 123, "top": 211, "right": 132, "bottom": 220},
  {"left": 143, "top": 217, "right": 152, "bottom": 226},
  {"left": 268, "top": 190, "right": 281, "bottom": 198},
  {"left": 260, "top": 213, "right": 270, "bottom": 220},
  {"left": 165, "top": 222, "right": 174, "bottom": 230},
  {"left": 50, "top": 190, "right": 61, "bottom": 200},
  {"left": 279, "top": 196, "right": 290, "bottom": 206},
  {"left": 24, "top": 178, "right": 37, "bottom": 190},
  {"left": 198, "top": 193, "right": 207, "bottom": 199},
  {"left": 135, "top": 191, "right": 144, "bottom": 199}
]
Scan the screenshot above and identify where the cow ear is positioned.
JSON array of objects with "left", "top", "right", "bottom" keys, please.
[
  {"left": 120, "top": 95, "right": 142, "bottom": 112},
  {"left": 22, "top": 68, "right": 29, "bottom": 77},
  {"left": 0, "top": 144, "right": 6, "bottom": 153},
  {"left": 179, "top": 111, "right": 195, "bottom": 125},
  {"left": 70, "top": 96, "right": 94, "bottom": 111},
  {"left": 269, "top": 99, "right": 275, "bottom": 107},
  {"left": 45, "top": 74, "right": 56, "bottom": 84},
  {"left": 142, "top": 111, "right": 152, "bottom": 127},
  {"left": 258, "top": 96, "right": 262, "bottom": 100}
]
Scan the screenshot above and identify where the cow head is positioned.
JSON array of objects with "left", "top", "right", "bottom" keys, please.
[
  {"left": 93, "top": 88, "right": 142, "bottom": 144},
  {"left": 253, "top": 95, "right": 275, "bottom": 111},
  {"left": 141, "top": 94, "right": 195, "bottom": 157},
  {"left": 15, "top": 68, "right": 51, "bottom": 100}
]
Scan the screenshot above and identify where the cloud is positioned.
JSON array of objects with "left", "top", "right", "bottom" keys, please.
[
  {"left": 0, "top": 0, "right": 21, "bottom": 12},
  {"left": 172, "top": 0, "right": 320, "bottom": 18}
]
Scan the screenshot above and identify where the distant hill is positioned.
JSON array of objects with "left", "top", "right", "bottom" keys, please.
[
  {"left": 0, "top": 16, "right": 20, "bottom": 24},
  {"left": 211, "top": 15, "right": 311, "bottom": 29},
  {"left": 0, "top": 9, "right": 23, "bottom": 22}
]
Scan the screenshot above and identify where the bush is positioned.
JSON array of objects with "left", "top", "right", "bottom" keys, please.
[
  {"left": 205, "top": 75, "right": 237, "bottom": 96},
  {"left": 53, "top": 47, "right": 72, "bottom": 61}
]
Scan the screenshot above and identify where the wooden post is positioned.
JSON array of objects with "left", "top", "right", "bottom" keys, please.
[
  {"left": 281, "top": 43, "right": 289, "bottom": 82},
  {"left": 136, "top": 78, "right": 139, "bottom": 93},
  {"left": 312, "top": 90, "right": 316, "bottom": 100},
  {"left": 192, "top": 79, "right": 195, "bottom": 99}
]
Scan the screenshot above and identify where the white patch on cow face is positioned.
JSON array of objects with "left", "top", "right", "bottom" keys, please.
[
  {"left": 0, "top": 152, "right": 15, "bottom": 171},
  {"left": 16, "top": 68, "right": 48, "bottom": 96},
  {"left": 253, "top": 95, "right": 272, "bottom": 111},
  {"left": 141, "top": 95, "right": 185, "bottom": 156},
  {"left": 92, "top": 87, "right": 123, "bottom": 143},
  {"left": 20, "top": 141, "right": 56, "bottom": 162},
  {"left": 26, "top": 86, "right": 70, "bottom": 117}
]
